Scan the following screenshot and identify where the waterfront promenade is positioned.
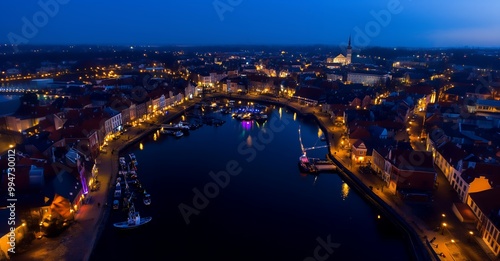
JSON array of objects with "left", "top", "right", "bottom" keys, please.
[
  {"left": 212, "top": 94, "right": 494, "bottom": 261},
  {"left": 14, "top": 98, "right": 201, "bottom": 261},
  {"left": 13, "top": 93, "right": 495, "bottom": 261}
]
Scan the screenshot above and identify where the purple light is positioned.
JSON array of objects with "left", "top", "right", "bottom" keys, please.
[{"left": 242, "top": 120, "right": 253, "bottom": 130}]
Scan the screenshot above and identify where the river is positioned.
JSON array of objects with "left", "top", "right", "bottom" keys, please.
[{"left": 90, "top": 101, "right": 412, "bottom": 261}]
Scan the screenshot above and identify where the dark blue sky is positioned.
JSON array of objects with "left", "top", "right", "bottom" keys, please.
[{"left": 1, "top": 0, "right": 499, "bottom": 48}]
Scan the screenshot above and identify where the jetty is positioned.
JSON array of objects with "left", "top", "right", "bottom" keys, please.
[{"left": 310, "top": 158, "right": 337, "bottom": 172}]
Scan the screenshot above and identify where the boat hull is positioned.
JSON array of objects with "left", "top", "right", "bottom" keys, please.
[
  {"left": 298, "top": 162, "right": 318, "bottom": 174},
  {"left": 113, "top": 217, "right": 152, "bottom": 229}
]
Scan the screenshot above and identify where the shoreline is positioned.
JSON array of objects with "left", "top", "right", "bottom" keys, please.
[
  {"left": 210, "top": 94, "right": 434, "bottom": 260},
  {"left": 15, "top": 94, "right": 431, "bottom": 261},
  {"left": 84, "top": 100, "right": 199, "bottom": 261}
]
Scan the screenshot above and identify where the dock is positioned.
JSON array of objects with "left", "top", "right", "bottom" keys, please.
[
  {"left": 309, "top": 158, "right": 338, "bottom": 172},
  {"left": 160, "top": 123, "right": 188, "bottom": 130}
]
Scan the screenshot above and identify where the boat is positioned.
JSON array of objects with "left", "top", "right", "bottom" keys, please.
[
  {"left": 114, "top": 180, "right": 122, "bottom": 197},
  {"left": 241, "top": 113, "right": 253, "bottom": 121},
  {"left": 128, "top": 171, "right": 138, "bottom": 179},
  {"left": 174, "top": 130, "right": 184, "bottom": 138},
  {"left": 298, "top": 154, "right": 318, "bottom": 173},
  {"left": 174, "top": 122, "right": 190, "bottom": 130},
  {"left": 113, "top": 204, "right": 152, "bottom": 229},
  {"left": 119, "top": 157, "right": 126, "bottom": 166},
  {"left": 160, "top": 128, "right": 174, "bottom": 135},
  {"left": 297, "top": 125, "right": 327, "bottom": 174},
  {"left": 114, "top": 189, "right": 121, "bottom": 198},
  {"left": 129, "top": 153, "right": 138, "bottom": 166},
  {"left": 143, "top": 192, "right": 151, "bottom": 206},
  {"left": 255, "top": 114, "right": 268, "bottom": 123}
]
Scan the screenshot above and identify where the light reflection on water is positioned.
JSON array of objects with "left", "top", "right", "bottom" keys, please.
[{"left": 91, "top": 102, "right": 411, "bottom": 261}]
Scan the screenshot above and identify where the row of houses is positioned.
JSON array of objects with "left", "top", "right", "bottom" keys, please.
[{"left": 0, "top": 82, "right": 193, "bottom": 258}]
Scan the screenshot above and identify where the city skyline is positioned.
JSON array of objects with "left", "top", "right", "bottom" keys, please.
[{"left": 1, "top": 0, "right": 500, "bottom": 48}]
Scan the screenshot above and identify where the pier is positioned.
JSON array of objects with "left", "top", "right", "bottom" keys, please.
[{"left": 307, "top": 158, "right": 338, "bottom": 173}]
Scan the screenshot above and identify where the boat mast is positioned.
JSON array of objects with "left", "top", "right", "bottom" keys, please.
[
  {"left": 298, "top": 125, "right": 306, "bottom": 156},
  {"left": 299, "top": 125, "right": 328, "bottom": 157}
]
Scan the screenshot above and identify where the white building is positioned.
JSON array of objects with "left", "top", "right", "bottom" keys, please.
[
  {"left": 347, "top": 71, "right": 391, "bottom": 86},
  {"left": 104, "top": 108, "right": 122, "bottom": 136}
]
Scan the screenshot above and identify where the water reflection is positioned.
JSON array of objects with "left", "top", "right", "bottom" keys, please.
[
  {"left": 246, "top": 135, "right": 252, "bottom": 147},
  {"left": 241, "top": 120, "right": 253, "bottom": 130},
  {"left": 139, "top": 142, "right": 143, "bottom": 150},
  {"left": 341, "top": 182, "right": 350, "bottom": 200}
]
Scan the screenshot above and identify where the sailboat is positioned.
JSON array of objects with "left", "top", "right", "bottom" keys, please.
[
  {"left": 113, "top": 203, "right": 152, "bottom": 229},
  {"left": 297, "top": 126, "right": 328, "bottom": 174}
]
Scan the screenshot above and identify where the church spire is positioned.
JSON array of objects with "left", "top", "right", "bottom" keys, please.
[{"left": 346, "top": 35, "right": 352, "bottom": 65}]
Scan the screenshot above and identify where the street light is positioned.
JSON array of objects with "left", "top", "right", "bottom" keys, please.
[
  {"left": 442, "top": 223, "right": 447, "bottom": 235},
  {"left": 469, "top": 231, "right": 474, "bottom": 242}
]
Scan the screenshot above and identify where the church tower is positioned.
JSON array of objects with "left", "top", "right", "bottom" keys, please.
[{"left": 346, "top": 35, "right": 352, "bottom": 65}]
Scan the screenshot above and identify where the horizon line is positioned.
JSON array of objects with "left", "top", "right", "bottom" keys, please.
[{"left": 2, "top": 43, "right": 500, "bottom": 50}]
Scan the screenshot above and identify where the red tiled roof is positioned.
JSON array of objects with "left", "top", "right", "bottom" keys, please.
[
  {"left": 390, "top": 149, "right": 434, "bottom": 171},
  {"left": 453, "top": 202, "right": 477, "bottom": 223},
  {"left": 469, "top": 188, "right": 500, "bottom": 218},
  {"left": 349, "top": 126, "right": 371, "bottom": 140},
  {"left": 49, "top": 129, "right": 63, "bottom": 142},
  {"left": 425, "top": 114, "right": 443, "bottom": 125},
  {"left": 437, "top": 142, "right": 468, "bottom": 165},
  {"left": 351, "top": 139, "right": 366, "bottom": 148},
  {"left": 34, "top": 105, "right": 59, "bottom": 118},
  {"left": 407, "top": 85, "right": 434, "bottom": 95},
  {"left": 65, "top": 109, "right": 81, "bottom": 120},
  {"left": 351, "top": 97, "right": 361, "bottom": 107},
  {"left": 64, "top": 99, "right": 83, "bottom": 109},
  {"left": 327, "top": 104, "right": 350, "bottom": 112},
  {"left": 461, "top": 165, "right": 500, "bottom": 186},
  {"left": 293, "top": 87, "right": 324, "bottom": 101}
]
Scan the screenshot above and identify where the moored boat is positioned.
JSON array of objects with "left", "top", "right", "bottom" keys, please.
[
  {"left": 113, "top": 204, "right": 152, "bottom": 229},
  {"left": 298, "top": 154, "right": 318, "bottom": 173},
  {"left": 255, "top": 114, "right": 268, "bottom": 123},
  {"left": 174, "top": 130, "right": 184, "bottom": 138},
  {"left": 143, "top": 192, "right": 151, "bottom": 206},
  {"left": 129, "top": 153, "right": 138, "bottom": 166}
]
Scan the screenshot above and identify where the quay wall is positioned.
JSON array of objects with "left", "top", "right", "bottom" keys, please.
[
  {"left": 211, "top": 94, "right": 435, "bottom": 261},
  {"left": 85, "top": 102, "right": 197, "bottom": 261},
  {"left": 87, "top": 94, "right": 434, "bottom": 261}
]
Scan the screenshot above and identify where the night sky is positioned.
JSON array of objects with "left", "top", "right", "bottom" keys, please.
[{"left": 1, "top": 0, "right": 499, "bottom": 48}]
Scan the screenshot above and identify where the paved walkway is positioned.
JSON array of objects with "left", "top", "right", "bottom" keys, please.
[
  {"left": 13, "top": 98, "right": 201, "bottom": 261},
  {"left": 221, "top": 94, "right": 495, "bottom": 261},
  {"left": 282, "top": 99, "right": 495, "bottom": 261}
]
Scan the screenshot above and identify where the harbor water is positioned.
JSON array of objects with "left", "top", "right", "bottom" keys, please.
[{"left": 90, "top": 103, "right": 413, "bottom": 261}]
